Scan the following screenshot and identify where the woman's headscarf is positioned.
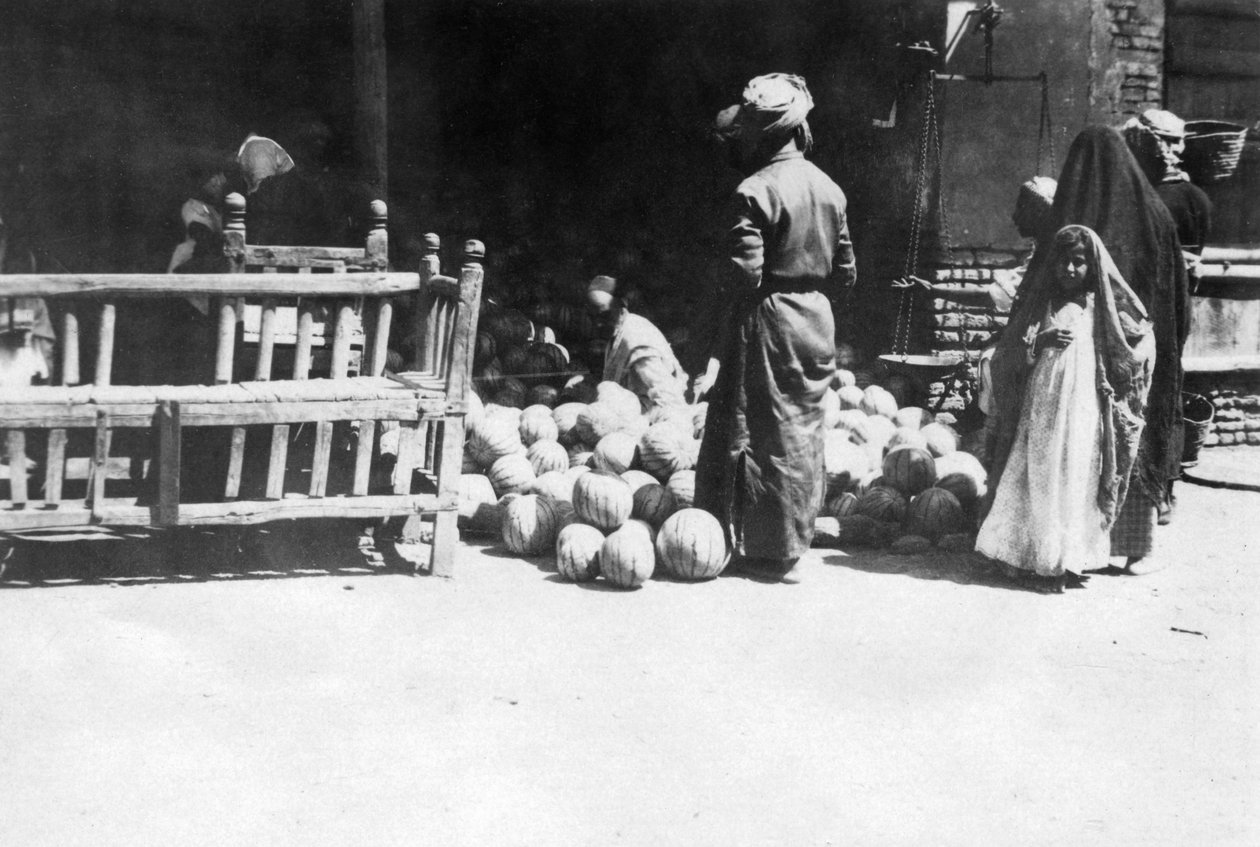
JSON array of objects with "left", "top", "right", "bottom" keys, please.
[
  {"left": 987, "top": 225, "right": 1155, "bottom": 525},
  {"left": 996, "top": 126, "right": 1188, "bottom": 511},
  {"left": 236, "top": 135, "right": 296, "bottom": 194}
]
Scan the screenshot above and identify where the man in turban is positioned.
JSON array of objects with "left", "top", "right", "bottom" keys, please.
[
  {"left": 1123, "top": 109, "right": 1213, "bottom": 252},
  {"left": 694, "top": 73, "right": 857, "bottom": 584},
  {"left": 585, "top": 275, "right": 688, "bottom": 412}
]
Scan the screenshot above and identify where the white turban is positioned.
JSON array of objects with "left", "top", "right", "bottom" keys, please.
[{"left": 741, "top": 73, "right": 814, "bottom": 136}]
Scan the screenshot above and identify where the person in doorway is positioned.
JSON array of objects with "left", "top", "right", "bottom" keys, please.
[
  {"left": 1123, "top": 109, "right": 1213, "bottom": 253},
  {"left": 977, "top": 225, "right": 1154, "bottom": 593},
  {"left": 585, "top": 274, "right": 688, "bottom": 413},
  {"left": 693, "top": 73, "right": 856, "bottom": 584}
]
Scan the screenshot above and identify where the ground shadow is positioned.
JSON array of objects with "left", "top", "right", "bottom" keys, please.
[
  {"left": 1, "top": 519, "right": 422, "bottom": 588},
  {"left": 815, "top": 545, "right": 1096, "bottom": 594}
]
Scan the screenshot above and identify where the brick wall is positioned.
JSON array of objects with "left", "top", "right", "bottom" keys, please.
[
  {"left": 1092, "top": 0, "right": 1166, "bottom": 122},
  {"left": 1185, "top": 373, "right": 1260, "bottom": 448}
]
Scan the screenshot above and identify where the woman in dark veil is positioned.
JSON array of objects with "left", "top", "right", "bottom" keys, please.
[{"left": 988, "top": 126, "right": 1189, "bottom": 573}]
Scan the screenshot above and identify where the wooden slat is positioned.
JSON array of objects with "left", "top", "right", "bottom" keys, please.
[
  {"left": 5, "top": 430, "right": 28, "bottom": 506},
  {"left": 1183, "top": 354, "right": 1260, "bottom": 372},
  {"left": 430, "top": 418, "right": 467, "bottom": 578},
  {"left": 224, "top": 426, "right": 247, "bottom": 500},
  {"left": 392, "top": 422, "right": 419, "bottom": 494},
  {"left": 43, "top": 428, "right": 67, "bottom": 506},
  {"left": 255, "top": 298, "right": 279, "bottom": 379},
  {"left": 368, "top": 299, "right": 392, "bottom": 377},
  {"left": 90, "top": 410, "right": 110, "bottom": 514},
  {"left": 156, "top": 400, "right": 181, "bottom": 526},
  {"left": 1201, "top": 245, "right": 1260, "bottom": 265},
  {"left": 293, "top": 300, "right": 317, "bottom": 379},
  {"left": 330, "top": 300, "right": 355, "bottom": 377},
  {"left": 309, "top": 421, "right": 335, "bottom": 498},
  {"left": 266, "top": 426, "right": 290, "bottom": 500},
  {"left": 244, "top": 245, "right": 373, "bottom": 266},
  {"left": 96, "top": 302, "right": 115, "bottom": 386},
  {"left": 0, "top": 398, "right": 429, "bottom": 429},
  {"left": 352, "top": 420, "right": 376, "bottom": 496},
  {"left": 61, "top": 309, "right": 80, "bottom": 385},
  {"left": 0, "top": 272, "right": 421, "bottom": 298},
  {"left": 215, "top": 297, "right": 237, "bottom": 384}
]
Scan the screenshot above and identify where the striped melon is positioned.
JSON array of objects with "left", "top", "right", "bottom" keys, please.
[
  {"left": 835, "top": 409, "right": 872, "bottom": 441},
  {"left": 555, "top": 523, "right": 604, "bottom": 582},
  {"left": 527, "top": 439, "right": 569, "bottom": 476},
  {"left": 466, "top": 390, "right": 485, "bottom": 430},
  {"left": 492, "top": 378, "right": 527, "bottom": 409},
  {"left": 565, "top": 463, "right": 592, "bottom": 482},
  {"left": 623, "top": 518, "right": 659, "bottom": 545},
  {"left": 530, "top": 470, "right": 575, "bottom": 503},
  {"left": 860, "top": 415, "right": 898, "bottom": 452},
  {"left": 855, "top": 469, "right": 886, "bottom": 496},
  {"left": 905, "top": 488, "right": 966, "bottom": 542},
  {"left": 920, "top": 422, "right": 959, "bottom": 458},
  {"left": 593, "top": 432, "right": 639, "bottom": 475},
  {"left": 552, "top": 402, "right": 589, "bottom": 447},
  {"left": 599, "top": 525, "right": 657, "bottom": 589},
  {"left": 854, "top": 486, "right": 908, "bottom": 524},
  {"left": 467, "top": 416, "right": 524, "bottom": 469},
  {"left": 573, "top": 470, "right": 634, "bottom": 531},
  {"left": 568, "top": 449, "right": 594, "bottom": 469},
  {"left": 639, "top": 422, "right": 698, "bottom": 481},
  {"left": 934, "top": 472, "right": 985, "bottom": 511},
  {"left": 656, "top": 508, "right": 728, "bottom": 580},
  {"left": 576, "top": 401, "right": 626, "bottom": 444},
  {"left": 665, "top": 469, "right": 696, "bottom": 509},
  {"left": 632, "top": 482, "right": 677, "bottom": 528},
  {"left": 825, "top": 490, "right": 859, "bottom": 518},
  {"left": 461, "top": 452, "right": 480, "bottom": 474},
  {"left": 833, "top": 368, "right": 857, "bottom": 388},
  {"left": 519, "top": 405, "right": 560, "bottom": 445},
  {"left": 620, "top": 470, "right": 658, "bottom": 493},
  {"left": 882, "top": 446, "right": 937, "bottom": 496},
  {"left": 560, "top": 374, "right": 599, "bottom": 404},
  {"left": 456, "top": 473, "right": 499, "bottom": 531},
  {"left": 525, "top": 384, "right": 559, "bottom": 408},
  {"left": 886, "top": 426, "right": 930, "bottom": 455},
  {"left": 596, "top": 381, "right": 644, "bottom": 420},
  {"left": 501, "top": 344, "right": 530, "bottom": 377},
  {"left": 488, "top": 454, "right": 536, "bottom": 497},
  {"left": 501, "top": 494, "right": 561, "bottom": 556}
]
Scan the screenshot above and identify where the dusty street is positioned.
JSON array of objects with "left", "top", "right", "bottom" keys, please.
[{"left": 1, "top": 479, "right": 1256, "bottom": 847}]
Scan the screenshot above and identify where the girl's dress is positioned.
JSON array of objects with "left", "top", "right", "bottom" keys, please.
[{"left": 977, "top": 295, "right": 1110, "bottom": 576}]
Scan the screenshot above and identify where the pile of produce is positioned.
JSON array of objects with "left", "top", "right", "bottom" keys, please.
[
  {"left": 458, "top": 379, "right": 725, "bottom": 590},
  {"left": 472, "top": 302, "right": 606, "bottom": 409},
  {"left": 815, "top": 368, "right": 989, "bottom": 553}
]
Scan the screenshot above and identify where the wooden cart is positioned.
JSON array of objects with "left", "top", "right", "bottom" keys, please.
[{"left": 0, "top": 196, "right": 482, "bottom": 578}]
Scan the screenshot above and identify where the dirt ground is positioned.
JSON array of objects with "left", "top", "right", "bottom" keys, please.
[{"left": 2, "top": 480, "right": 1256, "bottom": 847}]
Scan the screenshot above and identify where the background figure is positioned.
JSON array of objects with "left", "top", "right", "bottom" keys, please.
[
  {"left": 1122, "top": 109, "right": 1213, "bottom": 253},
  {"left": 584, "top": 275, "right": 688, "bottom": 413},
  {"left": 990, "top": 126, "right": 1188, "bottom": 572},
  {"left": 694, "top": 73, "right": 856, "bottom": 584},
  {"left": 0, "top": 215, "right": 55, "bottom": 387},
  {"left": 978, "top": 226, "right": 1154, "bottom": 593}
]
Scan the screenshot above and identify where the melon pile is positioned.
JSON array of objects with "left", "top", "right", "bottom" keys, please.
[
  {"left": 472, "top": 302, "right": 607, "bottom": 409},
  {"left": 817, "top": 368, "right": 989, "bottom": 551},
  {"left": 458, "top": 380, "right": 727, "bottom": 589}
]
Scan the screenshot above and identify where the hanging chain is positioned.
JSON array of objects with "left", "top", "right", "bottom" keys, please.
[{"left": 895, "top": 73, "right": 938, "bottom": 358}]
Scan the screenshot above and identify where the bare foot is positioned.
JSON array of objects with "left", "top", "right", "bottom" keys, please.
[{"left": 1123, "top": 556, "right": 1165, "bottom": 575}]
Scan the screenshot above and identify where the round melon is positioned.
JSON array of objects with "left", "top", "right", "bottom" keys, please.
[
  {"left": 920, "top": 422, "right": 959, "bottom": 458},
  {"left": 555, "top": 523, "right": 604, "bottom": 582},
  {"left": 632, "top": 483, "right": 677, "bottom": 528},
  {"left": 593, "top": 431, "right": 639, "bottom": 474},
  {"left": 530, "top": 469, "right": 575, "bottom": 503},
  {"left": 886, "top": 426, "right": 929, "bottom": 454},
  {"left": 832, "top": 368, "right": 857, "bottom": 389},
  {"left": 639, "top": 422, "right": 698, "bottom": 481},
  {"left": 576, "top": 401, "right": 626, "bottom": 444},
  {"left": 893, "top": 406, "right": 933, "bottom": 430},
  {"left": 882, "top": 446, "right": 937, "bottom": 496},
  {"left": 824, "top": 430, "right": 871, "bottom": 494},
  {"left": 573, "top": 470, "right": 634, "bottom": 531},
  {"left": 560, "top": 374, "right": 599, "bottom": 404},
  {"left": 623, "top": 518, "right": 659, "bottom": 545},
  {"left": 568, "top": 449, "right": 594, "bottom": 469},
  {"left": 935, "top": 472, "right": 985, "bottom": 510},
  {"left": 656, "top": 508, "right": 728, "bottom": 580},
  {"left": 934, "top": 450, "right": 987, "bottom": 489},
  {"left": 466, "top": 390, "right": 485, "bottom": 430},
  {"left": 834, "top": 409, "right": 871, "bottom": 440},
  {"left": 596, "top": 381, "right": 643, "bottom": 420},
  {"left": 855, "top": 469, "right": 888, "bottom": 496},
  {"left": 620, "top": 470, "right": 658, "bottom": 493},
  {"left": 527, "top": 439, "right": 570, "bottom": 476},
  {"left": 552, "top": 402, "right": 588, "bottom": 446},
  {"left": 854, "top": 486, "right": 908, "bottom": 524},
  {"left": 473, "top": 331, "right": 496, "bottom": 369},
  {"left": 836, "top": 385, "right": 866, "bottom": 411},
  {"left": 477, "top": 358, "right": 505, "bottom": 394},
  {"left": 825, "top": 490, "right": 860, "bottom": 518},
  {"left": 599, "top": 525, "right": 656, "bottom": 589},
  {"left": 860, "top": 385, "right": 898, "bottom": 419},
  {"left": 666, "top": 469, "right": 697, "bottom": 509},
  {"left": 861, "top": 415, "right": 898, "bottom": 451},
  {"left": 565, "top": 464, "right": 592, "bottom": 482},
  {"left": 488, "top": 454, "right": 537, "bottom": 497},
  {"left": 467, "top": 416, "right": 525, "bottom": 469},
  {"left": 501, "top": 494, "right": 561, "bottom": 556},
  {"left": 458, "top": 473, "right": 496, "bottom": 506},
  {"left": 492, "top": 379, "right": 527, "bottom": 409},
  {"left": 501, "top": 344, "right": 530, "bottom": 377},
  {"left": 519, "top": 405, "right": 559, "bottom": 445},
  {"left": 905, "top": 488, "right": 966, "bottom": 542}
]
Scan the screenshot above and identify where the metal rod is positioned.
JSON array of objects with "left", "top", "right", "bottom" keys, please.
[{"left": 933, "top": 73, "right": 1044, "bottom": 83}]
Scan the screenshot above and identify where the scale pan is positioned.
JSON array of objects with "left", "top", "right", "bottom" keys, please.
[{"left": 877, "top": 353, "right": 964, "bottom": 377}]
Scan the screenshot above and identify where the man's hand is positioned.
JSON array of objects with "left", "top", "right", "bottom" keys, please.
[
  {"left": 690, "top": 358, "right": 720, "bottom": 403},
  {"left": 891, "top": 275, "right": 933, "bottom": 292}
]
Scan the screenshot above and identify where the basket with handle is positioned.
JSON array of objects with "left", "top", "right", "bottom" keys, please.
[
  {"left": 1182, "top": 121, "right": 1248, "bottom": 184},
  {"left": 1181, "top": 391, "right": 1215, "bottom": 467}
]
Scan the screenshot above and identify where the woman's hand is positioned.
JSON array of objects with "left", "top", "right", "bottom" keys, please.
[
  {"left": 891, "top": 275, "right": 933, "bottom": 292},
  {"left": 1036, "top": 325, "right": 1075, "bottom": 351},
  {"left": 690, "top": 358, "right": 720, "bottom": 402}
]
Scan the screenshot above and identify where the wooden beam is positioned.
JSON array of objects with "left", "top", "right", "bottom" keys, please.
[
  {"left": 353, "top": 0, "right": 388, "bottom": 202},
  {"left": 0, "top": 272, "right": 420, "bottom": 298}
]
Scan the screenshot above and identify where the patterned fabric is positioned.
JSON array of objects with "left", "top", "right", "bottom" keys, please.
[
  {"left": 1110, "top": 489, "right": 1156, "bottom": 557},
  {"left": 602, "top": 313, "right": 688, "bottom": 412},
  {"left": 977, "top": 297, "right": 1110, "bottom": 576}
]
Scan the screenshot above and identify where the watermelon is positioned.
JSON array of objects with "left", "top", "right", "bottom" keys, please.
[
  {"left": 530, "top": 470, "right": 575, "bottom": 503},
  {"left": 527, "top": 439, "right": 570, "bottom": 476},
  {"left": 934, "top": 472, "right": 985, "bottom": 511},
  {"left": 525, "top": 384, "right": 559, "bottom": 408},
  {"left": 620, "top": 470, "right": 658, "bottom": 493},
  {"left": 656, "top": 508, "right": 728, "bottom": 580},
  {"left": 886, "top": 427, "right": 929, "bottom": 454},
  {"left": 573, "top": 470, "right": 634, "bottom": 531},
  {"left": 934, "top": 451, "right": 986, "bottom": 491},
  {"left": 552, "top": 402, "right": 588, "bottom": 447},
  {"left": 824, "top": 430, "right": 870, "bottom": 494},
  {"left": 860, "top": 385, "right": 898, "bottom": 419},
  {"left": 882, "top": 446, "right": 937, "bottom": 496},
  {"left": 519, "top": 405, "right": 560, "bottom": 445},
  {"left": 593, "top": 431, "right": 639, "bottom": 475},
  {"left": 905, "top": 488, "right": 966, "bottom": 542},
  {"left": 825, "top": 490, "right": 859, "bottom": 518},
  {"left": 555, "top": 523, "right": 604, "bottom": 582},
  {"left": 666, "top": 469, "right": 696, "bottom": 509},
  {"left": 596, "top": 381, "right": 643, "bottom": 420},
  {"left": 599, "top": 525, "right": 656, "bottom": 589},
  {"left": 920, "top": 422, "right": 959, "bottom": 458},
  {"left": 488, "top": 454, "right": 537, "bottom": 497},
  {"left": 632, "top": 482, "right": 677, "bottom": 527},
  {"left": 836, "top": 385, "right": 866, "bottom": 411},
  {"left": 501, "top": 494, "right": 561, "bottom": 555},
  {"left": 639, "top": 422, "right": 698, "bottom": 481},
  {"left": 467, "top": 416, "right": 524, "bottom": 469},
  {"left": 854, "top": 486, "right": 908, "bottom": 524},
  {"left": 832, "top": 368, "right": 857, "bottom": 389},
  {"left": 893, "top": 406, "right": 933, "bottom": 430}
]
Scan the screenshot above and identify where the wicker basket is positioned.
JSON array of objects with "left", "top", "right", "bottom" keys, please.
[
  {"left": 1181, "top": 392, "right": 1215, "bottom": 467},
  {"left": 1183, "top": 121, "right": 1248, "bottom": 184}
]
